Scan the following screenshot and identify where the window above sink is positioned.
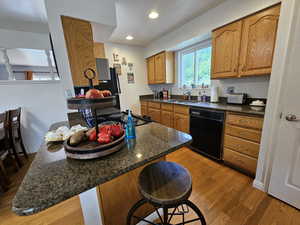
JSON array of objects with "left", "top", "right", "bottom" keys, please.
[{"left": 178, "top": 40, "right": 211, "bottom": 88}]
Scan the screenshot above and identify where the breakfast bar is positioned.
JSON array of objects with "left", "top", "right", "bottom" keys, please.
[{"left": 12, "top": 121, "right": 192, "bottom": 224}]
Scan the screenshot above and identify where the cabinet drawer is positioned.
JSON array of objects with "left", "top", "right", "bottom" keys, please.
[
  {"left": 226, "top": 113, "right": 263, "bottom": 130},
  {"left": 148, "top": 108, "right": 161, "bottom": 122},
  {"left": 224, "top": 135, "right": 259, "bottom": 158},
  {"left": 224, "top": 148, "right": 257, "bottom": 176},
  {"left": 225, "top": 125, "right": 261, "bottom": 143},
  {"left": 148, "top": 102, "right": 161, "bottom": 109},
  {"left": 140, "top": 101, "right": 148, "bottom": 107},
  {"left": 174, "top": 105, "right": 189, "bottom": 115},
  {"left": 161, "top": 103, "right": 173, "bottom": 112}
]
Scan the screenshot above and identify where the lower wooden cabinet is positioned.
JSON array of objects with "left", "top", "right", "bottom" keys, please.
[
  {"left": 140, "top": 101, "right": 189, "bottom": 133},
  {"left": 223, "top": 148, "right": 257, "bottom": 175},
  {"left": 174, "top": 113, "right": 190, "bottom": 133},
  {"left": 224, "top": 134, "right": 260, "bottom": 158},
  {"left": 223, "top": 112, "right": 263, "bottom": 177},
  {"left": 148, "top": 107, "right": 161, "bottom": 123},
  {"left": 141, "top": 105, "right": 147, "bottom": 116},
  {"left": 161, "top": 110, "right": 174, "bottom": 128}
]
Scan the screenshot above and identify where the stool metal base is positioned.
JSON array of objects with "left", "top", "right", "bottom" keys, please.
[{"left": 127, "top": 199, "right": 206, "bottom": 225}]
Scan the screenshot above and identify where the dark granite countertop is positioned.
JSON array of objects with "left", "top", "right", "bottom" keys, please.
[
  {"left": 141, "top": 98, "right": 265, "bottom": 116},
  {"left": 12, "top": 121, "right": 192, "bottom": 216}
]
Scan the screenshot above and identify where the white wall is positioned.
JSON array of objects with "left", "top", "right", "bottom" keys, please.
[
  {"left": 0, "top": 27, "right": 67, "bottom": 153},
  {"left": 104, "top": 42, "right": 152, "bottom": 114},
  {"left": 0, "top": 82, "right": 68, "bottom": 153},
  {"left": 44, "top": 0, "right": 117, "bottom": 94},
  {"left": 0, "top": 28, "right": 50, "bottom": 50}
]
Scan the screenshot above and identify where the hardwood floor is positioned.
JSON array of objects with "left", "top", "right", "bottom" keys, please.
[
  {"left": 0, "top": 154, "right": 84, "bottom": 225},
  {"left": 0, "top": 148, "right": 299, "bottom": 225}
]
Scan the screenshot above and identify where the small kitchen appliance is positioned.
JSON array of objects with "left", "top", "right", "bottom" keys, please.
[{"left": 227, "top": 93, "right": 247, "bottom": 105}]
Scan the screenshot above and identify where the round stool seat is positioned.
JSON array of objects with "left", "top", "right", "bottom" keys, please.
[{"left": 138, "top": 161, "right": 192, "bottom": 206}]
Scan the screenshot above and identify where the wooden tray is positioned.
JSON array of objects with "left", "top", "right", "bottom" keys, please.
[
  {"left": 67, "top": 96, "right": 117, "bottom": 110},
  {"left": 64, "top": 133, "right": 125, "bottom": 160}
]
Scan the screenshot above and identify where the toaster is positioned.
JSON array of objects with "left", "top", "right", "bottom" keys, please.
[{"left": 227, "top": 93, "right": 247, "bottom": 105}]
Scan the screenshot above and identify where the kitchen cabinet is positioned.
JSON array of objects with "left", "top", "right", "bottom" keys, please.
[
  {"left": 94, "top": 42, "right": 106, "bottom": 58},
  {"left": 174, "top": 113, "right": 190, "bottom": 133},
  {"left": 160, "top": 103, "right": 174, "bottom": 128},
  {"left": 223, "top": 112, "right": 263, "bottom": 176},
  {"left": 146, "top": 51, "right": 174, "bottom": 84},
  {"left": 239, "top": 4, "right": 280, "bottom": 76},
  {"left": 148, "top": 107, "right": 161, "bottom": 123},
  {"left": 173, "top": 105, "right": 190, "bottom": 133},
  {"left": 161, "top": 111, "right": 174, "bottom": 128},
  {"left": 211, "top": 21, "right": 242, "bottom": 79},
  {"left": 140, "top": 101, "right": 189, "bottom": 133},
  {"left": 61, "top": 16, "right": 98, "bottom": 87},
  {"left": 140, "top": 101, "right": 148, "bottom": 116},
  {"left": 147, "top": 57, "right": 155, "bottom": 84},
  {"left": 211, "top": 4, "right": 280, "bottom": 79}
]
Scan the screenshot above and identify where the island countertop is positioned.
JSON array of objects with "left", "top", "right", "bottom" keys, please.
[{"left": 12, "top": 121, "right": 192, "bottom": 216}]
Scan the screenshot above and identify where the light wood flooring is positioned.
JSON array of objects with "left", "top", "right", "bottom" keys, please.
[{"left": 0, "top": 147, "right": 299, "bottom": 225}]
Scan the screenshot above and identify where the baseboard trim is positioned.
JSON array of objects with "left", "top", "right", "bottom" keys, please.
[{"left": 253, "top": 179, "right": 266, "bottom": 192}]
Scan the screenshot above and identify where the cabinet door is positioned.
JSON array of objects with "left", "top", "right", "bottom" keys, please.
[
  {"left": 161, "top": 110, "right": 173, "bottom": 128},
  {"left": 154, "top": 52, "right": 166, "bottom": 83},
  {"left": 239, "top": 4, "right": 280, "bottom": 76},
  {"left": 148, "top": 108, "right": 161, "bottom": 123},
  {"left": 147, "top": 56, "right": 155, "bottom": 84},
  {"left": 141, "top": 105, "right": 147, "bottom": 116},
  {"left": 61, "top": 16, "right": 98, "bottom": 86},
  {"left": 211, "top": 21, "right": 242, "bottom": 79},
  {"left": 174, "top": 113, "right": 189, "bottom": 133}
]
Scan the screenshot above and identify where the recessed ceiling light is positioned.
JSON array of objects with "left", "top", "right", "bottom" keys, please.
[
  {"left": 148, "top": 11, "right": 159, "bottom": 19},
  {"left": 126, "top": 35, "right": 134, "bottom": 40}
]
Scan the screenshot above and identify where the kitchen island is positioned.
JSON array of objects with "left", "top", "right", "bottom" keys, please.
[{"left": 12, "top": 121, "right": 192, "bottom": 225}]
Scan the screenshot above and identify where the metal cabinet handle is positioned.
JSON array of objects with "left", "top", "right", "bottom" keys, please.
[{"left": 286, "top": 114, "right": 300, "bottom": 122}]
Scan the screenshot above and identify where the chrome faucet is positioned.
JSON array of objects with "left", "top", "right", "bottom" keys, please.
[{"left": 183, "top": 90, "right": 192, "bottom": 101}]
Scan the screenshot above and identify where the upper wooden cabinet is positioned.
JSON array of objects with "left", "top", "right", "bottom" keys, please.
[
  {"left": 93, "top": 42, "right": 106, "bottom": 58},
  {"left": 147, "top": 56, "right": 155, "bottom": 84},
  {"left": 61, "top": 16, "right": 98, "bottom": 87},
  {"left": 239, "top": 5, "right": 280, "bottom": 76},
  {"left": 211, "top": 21, "right": 242, "bottom": 79},
  {"left": 211, "top": 4, "right": 280, "bottom": 79},
  {"left": 146, "top": 51, "right": 174, "bottom": 84}
]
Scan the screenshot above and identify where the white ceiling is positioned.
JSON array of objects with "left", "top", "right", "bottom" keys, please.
[
  {"left": 0, "top": 0, "right": 226, "bottom": 46},
  {"left": 0, "top": 0, "right": 48, "bottom": 33},
  {"left": 110, "top": 0, "right": 226, "bottom": 46}
]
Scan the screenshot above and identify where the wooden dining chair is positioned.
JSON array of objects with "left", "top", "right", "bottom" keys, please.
[
  {"left": 0, "top": 112, "right": 19, "bottom": 190},
  {"left": 8, "top": 108, "right": 28, "bottom": 160}
]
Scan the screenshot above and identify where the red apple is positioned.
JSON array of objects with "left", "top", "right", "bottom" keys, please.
[{"left": 85, "top": 89, "right": 103, "bottom": 99}]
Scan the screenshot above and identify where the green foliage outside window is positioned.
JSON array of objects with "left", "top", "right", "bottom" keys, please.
[{"left": 181, "top": 46, "right": 211, "bottom": 87}]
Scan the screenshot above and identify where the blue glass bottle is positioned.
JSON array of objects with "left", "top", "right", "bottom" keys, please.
[{"left": 126, "top": 110, "right": 136, "bottom": 139}]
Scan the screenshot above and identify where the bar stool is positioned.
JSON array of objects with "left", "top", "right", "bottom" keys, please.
[{"left": 127, "top": 161, "right": 206, "bottom": 225}]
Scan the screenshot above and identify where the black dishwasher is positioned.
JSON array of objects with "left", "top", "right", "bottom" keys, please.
[{"left": 189, "top": 108, "right": 225, "bottom": 160}]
